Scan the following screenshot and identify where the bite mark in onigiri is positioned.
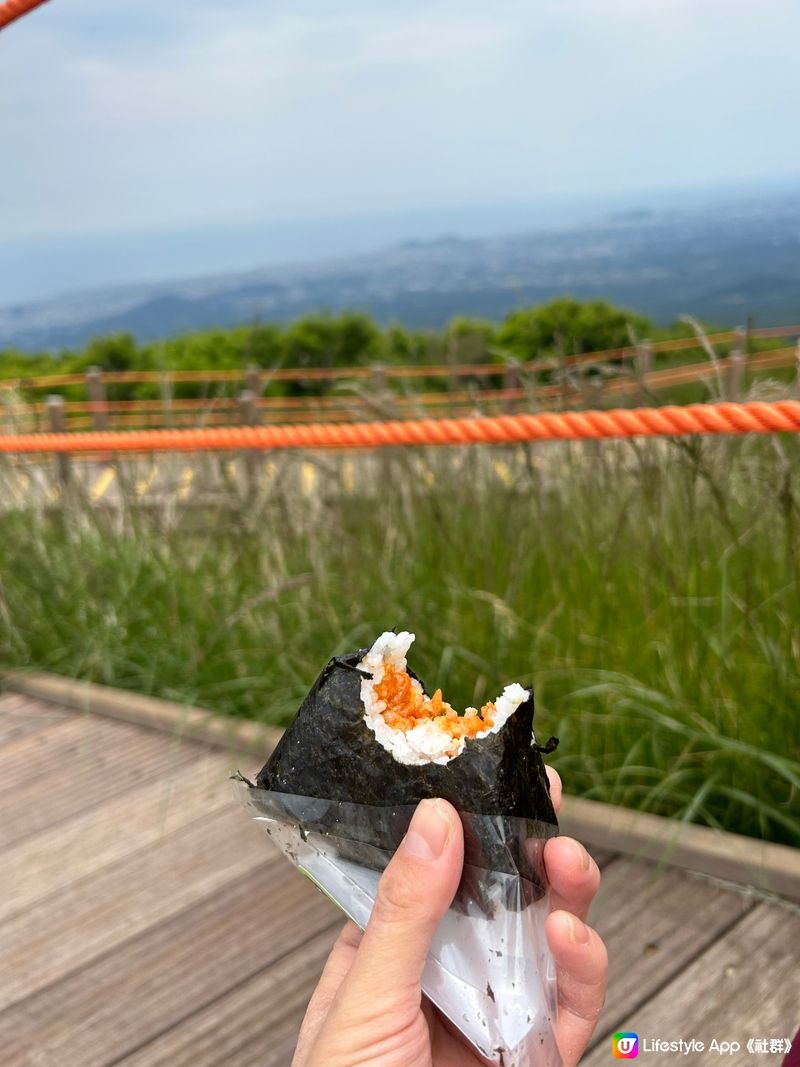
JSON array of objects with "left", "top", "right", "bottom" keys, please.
[{"left": 357, "top": 631, "right": 531, "bottom": 766}]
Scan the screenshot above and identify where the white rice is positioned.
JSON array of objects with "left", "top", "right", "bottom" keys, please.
[{"left": 357, "top": 631, "right": 532, "bottom": 766}]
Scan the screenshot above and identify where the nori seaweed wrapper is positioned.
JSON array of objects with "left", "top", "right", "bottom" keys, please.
[{"left": 252, "top": 647, "right": 558, "bottom": 904}]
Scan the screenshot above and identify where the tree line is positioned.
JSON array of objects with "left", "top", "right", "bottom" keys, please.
[{"left": 0, "top": 298, "right": 711, "bottom": 401}]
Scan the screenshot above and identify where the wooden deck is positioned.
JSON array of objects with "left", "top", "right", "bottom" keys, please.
[{"left": 1, "top": 691, "right": 797, "bottom": 1067}]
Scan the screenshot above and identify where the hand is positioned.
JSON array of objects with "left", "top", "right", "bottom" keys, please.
[{"left": 293, "top": 768, "right": 608, "bottom": 1067}]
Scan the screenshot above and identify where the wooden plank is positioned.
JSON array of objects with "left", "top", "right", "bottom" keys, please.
[
  {"left": 0, "top": 752, "right": 232, "bottom": 923},
  {"left": 0, "top": 714, "right": 187, "bottom": 797},
  {"left": 582, "top": 901, "right": 800, "bottom": 1066},
  {"left": 115, "top": 925, "right": 341, "bottom": 1067},
  {"left": 560, "top": 794, "right": 800, "bottom": 903},
  {"left": 0, "top": 715, "right": 102, "bottom": 792},
  {"left": 0, "top": 693, "right": 36, "bottom": 712},
  {"left": 3, "top": 670, "right": 281, "bottom": 759},
  {"left": 0, "top": 863, "right": 340, "bottom": 1067},
  {"left": 0, "top": 693, "right": 68, "bottom": 744},
  {"left": 0, "top": 717, "right": 204, "bottom": 851},
  {"left": 0, "top": 803, "right": 278, "bottom": 1011},
  {"left": 585, "top": 857, "right": 752, "bottom": 1025}
]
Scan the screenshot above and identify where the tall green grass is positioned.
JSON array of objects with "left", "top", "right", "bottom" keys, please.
[{"left": 0, "top": 430, "right": 798, "bottom": 845}]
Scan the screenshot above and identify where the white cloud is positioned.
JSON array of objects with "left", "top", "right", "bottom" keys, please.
[{"left": 2, "top": 0, "right": 799, "bottom": 243}]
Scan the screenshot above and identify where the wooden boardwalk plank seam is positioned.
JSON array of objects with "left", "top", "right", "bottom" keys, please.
[
  {"left": 0, "top": 711, "right": 205, "bottom": 852},
  {"left": 112, "top": 925, "right": 343, "bottom": 1067},
  {"left": 0, "top": 693, "right": 69, "bottom": 744},
  {"left": 0, "top": 755, "right": 233, "bottom": 924},
  {"left": 583, "top": 901, "right": 800, "bottom": 1065}
]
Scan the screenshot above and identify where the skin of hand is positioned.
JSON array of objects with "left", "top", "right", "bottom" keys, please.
[{"left": 293, "top": 767, "right": 608, "bottom": 1067}]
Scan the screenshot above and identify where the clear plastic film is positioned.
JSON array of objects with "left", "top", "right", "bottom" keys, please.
[{"left": 235, "top": 781, "right": 562, "bottom": 1067}]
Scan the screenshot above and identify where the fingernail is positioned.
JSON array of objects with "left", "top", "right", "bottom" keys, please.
[
  {"left": 403, "top": 799, "right": 452, "bottom": 862},
  {"left": 569, "top": 839, "right": 592, "bottom": 872},
  {"left": 565, "top": 913, "right": 590, "bottom": 945}
]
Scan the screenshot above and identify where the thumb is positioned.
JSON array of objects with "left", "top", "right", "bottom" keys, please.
[{"left": 341, "top": 798, "right": 464, "bottom": 1005}]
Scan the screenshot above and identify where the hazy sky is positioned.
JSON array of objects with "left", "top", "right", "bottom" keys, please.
[{"left": 3, "top": 0, "right": 800, "bottom": 300}]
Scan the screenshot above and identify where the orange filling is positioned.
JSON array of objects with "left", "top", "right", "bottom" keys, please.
[{"left": 374, "top": 664, "right": 495, "bottom": 740}]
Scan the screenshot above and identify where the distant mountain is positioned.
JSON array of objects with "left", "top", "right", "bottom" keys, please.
[{"left": 2, "top": 192, "right": 799, "bottom": 351}]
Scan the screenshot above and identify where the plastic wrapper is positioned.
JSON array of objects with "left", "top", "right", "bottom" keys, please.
[{"left": 235, "top": 781, "right": 562, "bottom": 1067}]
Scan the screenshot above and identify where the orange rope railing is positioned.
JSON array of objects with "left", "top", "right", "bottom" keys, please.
[
  {"left": 0, "top": 401, "right": 798, "bottom": 454},
  {"left": 0, "top": 0, "right": 50, "bottom": 30}
]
